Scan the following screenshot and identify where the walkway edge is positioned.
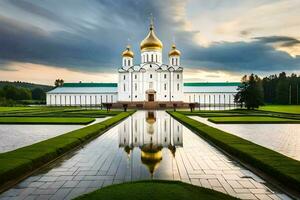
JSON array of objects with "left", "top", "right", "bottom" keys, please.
[
  {"left": 0, "top": 110, "right": 135, "bottom": 192},
  {"left": 167, "top": 111, "right": 300, "bottom": 194}
]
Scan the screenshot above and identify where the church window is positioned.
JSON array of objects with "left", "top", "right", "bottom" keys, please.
[
  {"left": 164, "top": 83, "right": 167, "bottom": 90},
  {"left": 164, "top": 95, "right": 167, "bottom": 97},
  {"left": 123, "top": 75, "right": 126, "bottom": 80},
  {"left": 123, "top": 84, "right": 126, "bottom": 91},
  {"left": 155, "top": 54, "right": 158, "bottom": 62},
  {"left": 135, "top": 95, "right": 137, "bottom": 98},
  {"left": 151, "top": 54, "right": 153, "bottom": 62},
  {"left": 127, "top": 59, "right": 130, "bottom": 66},
  {"left": 135, "top": 74, "right": 137, "bottom": 79},
  {"left": 135, "top": 83, "right": 137, "bottom": 91},
  {"left": 164, "top": 74, "right": 167, "bottom": 79},
  {"left": 177, "top": 83, "right": 180, "bottom": 91},
  {"left": 146, "top": 54, "right": 149, "bottom": 62},
  {"left": 172, "top": 58, "right": 174, "bottom": 65},
  {"left": 177, "top": 74, "right": 180, "bottom": 79},
  {"left": 150, "top": 74, "right": 152, "bottom": 78}
]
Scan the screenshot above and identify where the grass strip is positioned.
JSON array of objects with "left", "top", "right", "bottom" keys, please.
[
  {"left": 208, "top": 116, "right": 300, "bottom": 124},
  {"left": 75, "top": 180, "right": 239, "bottom": 200},
  {"left": 168, "top": 111, "right": 300, "bottom": 192},
  {"left": 0, "top": 110, "right": 135, "bottom": 189},
  {"left": 0, "top": 117, "right": 95, "bottom": 125}
]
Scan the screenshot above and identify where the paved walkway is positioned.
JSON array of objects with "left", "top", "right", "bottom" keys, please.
[{"left": 0, "top": 111, "right": 292, "bottom": 200}]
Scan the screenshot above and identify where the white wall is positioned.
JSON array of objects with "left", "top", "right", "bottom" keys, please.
[
  {"left": 184, "top": 93, "right": 236, "bottom": 105},
  {"left": 46, "top": 93, "right": 117, "bottom": 106}
]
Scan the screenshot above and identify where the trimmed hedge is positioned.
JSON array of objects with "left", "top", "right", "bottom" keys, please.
[
  {"left": 0, "top": 111, "right": 135, "bottom": 188},
  {"left": 0, "top": 117, "right": 95, "bottom": 125},
  {"left": 75, "top": 180, "right": 239, "bottom": 200},
  {"left": 168, "top": 111, "right": 300, "bottom": 192}
]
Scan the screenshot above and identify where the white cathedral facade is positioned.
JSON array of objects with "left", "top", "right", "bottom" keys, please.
[
  {"left": 46, "top": 21, "right": 240, "bottom": 107},
  {"left": 118, "top": 21, "right": 183, "bottom": 102}
]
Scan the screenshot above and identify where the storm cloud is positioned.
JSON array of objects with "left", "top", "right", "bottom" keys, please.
[{"left": 0, "top": 0, "right": 299, "bottom": 75}]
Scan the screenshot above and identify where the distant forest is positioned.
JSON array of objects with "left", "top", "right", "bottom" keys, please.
[
  {"left": 0, "top": 81, "right": 53, "bottom": 106},
  {"left": 262, "top": 72, "right": 300, "bottom": 105}
]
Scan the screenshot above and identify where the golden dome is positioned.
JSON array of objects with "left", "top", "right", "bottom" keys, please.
[
  {"left": 169, "top": 44, "right": 181, "bottom": 57},
  {"left": 122, "top": 45, "right": 134, "bottom": 58},
  {"left": 140, "top": 23, "right": 163, "bottom": 52}
]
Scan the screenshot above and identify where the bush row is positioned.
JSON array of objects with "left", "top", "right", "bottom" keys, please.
[
  {"left": 0, "top": 111, "right": 135, "bottom": 189},
  {"left": 168, "top": 111, "right": 300, "bottom": 192}
]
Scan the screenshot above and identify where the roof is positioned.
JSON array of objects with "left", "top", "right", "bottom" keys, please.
[
  {"left": 47, "top": 82, "right": 240, "bottom": 94},
  {"left": 47, "top": 83, "right": 117, "bottom": 94},
  {"left": 184, "top": 82, "right": 241, "bottom": 87},
  {"left": 62, "top": 83, "right": 117, "bottom": 87}
]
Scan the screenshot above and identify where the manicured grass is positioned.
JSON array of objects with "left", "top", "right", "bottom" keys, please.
[
  {"left": 0, "top": 117, "right": 95, "bottom": 125},
  {"left": 75, "top": 180, "right": 239, "bottom": 200},
  {"left": 0, "top": 107, "right": 38, "bottom": 112},
  {"left": 259, "top": 105, "right": 300, "bottom": 114},
  {"left": 0, "top": 111, "right": 135, "bottom": 189},
  {"left": 168, "top": 111, "right": 300, "bottom": 192},
  {"left": 208, "top": 116, "right": 300, "bottom": 124}
]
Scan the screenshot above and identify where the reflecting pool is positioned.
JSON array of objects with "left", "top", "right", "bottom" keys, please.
[
  {"left": 191, "top": 116, "right": 300, "bottom": 161},
  {"left": 0, "top": 111, "right": 291, "bottom": 200},
  {"left": 0, "top": 118, "right": 108, "bottom": 153}
]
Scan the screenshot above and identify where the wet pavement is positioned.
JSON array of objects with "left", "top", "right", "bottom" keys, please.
[{"left": 0, "top": 111, "right": 292, "bottom": 200}]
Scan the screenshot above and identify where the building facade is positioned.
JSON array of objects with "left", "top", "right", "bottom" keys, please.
[
  {"left": 46, "top": 21, "right": 240, "bottom": 107},
  {"left": 118, "top": 21, "right": 183, "bottom": 102}
]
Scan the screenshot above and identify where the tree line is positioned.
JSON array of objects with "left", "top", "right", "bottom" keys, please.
[
  {"left": 0, "top": 85, "right": 50, "bottom": 106},
  {"left": 235, "top": 72, "right": 300, "bottom": 109}
]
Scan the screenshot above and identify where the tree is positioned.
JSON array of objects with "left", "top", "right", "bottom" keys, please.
[
  {"left": 235, "top": 74, "right": 264, "bottom": 110},
  {"left": 276, "top": 72, "right": 289, "bottom": 104},
  {"left": 32, "top": 88, "right": 46, "bottom": 100},
  {"left": 54, "top": 79, "right": 64, "bottom": 87}
]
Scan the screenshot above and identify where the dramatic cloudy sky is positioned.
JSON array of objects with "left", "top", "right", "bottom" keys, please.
[{"left": 0, "top": 0, "right": 299, "bottom": 85}]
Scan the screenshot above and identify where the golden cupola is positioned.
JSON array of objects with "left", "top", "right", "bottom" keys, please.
[
  {"left": 122, "top": 45, "right": 134, "bottom": 58},
  {"left": 140, "top": 22, "right": 163, "bottom": 52},
  {"left": 169, "top": 44, "right": 181, "bottom": 57}
]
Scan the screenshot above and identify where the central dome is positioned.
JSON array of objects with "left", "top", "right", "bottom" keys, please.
[{"left": 140, "top": 23, "right": 163, "bottom": 52}]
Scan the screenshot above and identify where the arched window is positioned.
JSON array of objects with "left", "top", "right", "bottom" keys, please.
[
  {"left": 164, "top": 83, "right": 167, "bottom": 90},
  {"left": 127, "top": 59, "right": 130, "bottom": 66},
  {"left": 155, "top": 54, "right": 158, "bottom": 62},
  {"left": 146, "top": 54, "right": 149, "bottom": 62},
  {"left": 151, "top": 54, "right": 153, "bottom": 62},
  {"left": 123, "top": 84, "right": 126, "bottom": 91},
  {"left": 135, "top": 83, "right": 137, "bottom": 91},
  {"left": 177, "top": 74, "right": 180, "bottom": 79},
  {"left": 177, "top": 83, "right": 179, "bottom": 91}
]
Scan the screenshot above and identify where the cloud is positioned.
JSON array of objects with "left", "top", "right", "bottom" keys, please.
[{"left": 0, "top": 0, "right": 299, "bottom": 81}]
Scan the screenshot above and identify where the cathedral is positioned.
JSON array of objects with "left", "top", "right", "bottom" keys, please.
[
  {"left": 118, "top": 20, "right": 183, "bottom": 102},
  {"left": 46, "top": 20, "right": 240, "bottom": 107}
]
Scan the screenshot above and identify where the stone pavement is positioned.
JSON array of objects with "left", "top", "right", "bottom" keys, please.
[{"left": 0, "top": 111, "right": 292, "bottom": 200}]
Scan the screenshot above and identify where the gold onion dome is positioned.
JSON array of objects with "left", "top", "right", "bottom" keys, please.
[
  {"left": 169, "top": 44, "right": 181, "bottom": 57},
  {"left": 122, "top": 45, "right": 134, "bottom": 58},
  {"left": 140, "top": 23, "right": 163, "bottom": 52}
]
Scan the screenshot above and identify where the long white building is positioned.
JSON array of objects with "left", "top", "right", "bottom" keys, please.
[{"left": 46, "top": 20, "right": 240, "bottom": 107}]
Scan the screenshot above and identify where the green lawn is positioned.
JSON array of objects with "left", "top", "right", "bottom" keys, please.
[
  {"left": 208, "top": 116, "right": 300, "bottom": 124},
  {"left": 0, "top": 107, "right": 38, "bottom": 112},
  {"left": 259, "top": 105, "right": 300, "bottom": 114},
  {"left": 168, "top": 111, "right": 300, "bottom": 192},
  {"left": 0, "top": 117, "right": 95, "bottom": 124},
  {"left": 75, "top": 181, "right": 239, "bottom": 200}
]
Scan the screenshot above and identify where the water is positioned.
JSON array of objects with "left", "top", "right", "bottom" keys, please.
[
  {"left": 0, "top": 111, "right": 291, "bottom": 200},
  {"left": 0, "top": 118, "right": 109, "bottom": 153},
  {"left": 191, "top": 116, "right": 300, "bottom": 161}
]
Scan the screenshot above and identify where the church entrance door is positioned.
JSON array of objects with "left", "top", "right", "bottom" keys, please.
[{"left": 148, "top": 94, "right": 154, "bottom": 102}]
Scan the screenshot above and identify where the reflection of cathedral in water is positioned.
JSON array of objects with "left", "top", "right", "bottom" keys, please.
[{"left": 118, "top": 111, "right": 183, "bottom": 174}]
